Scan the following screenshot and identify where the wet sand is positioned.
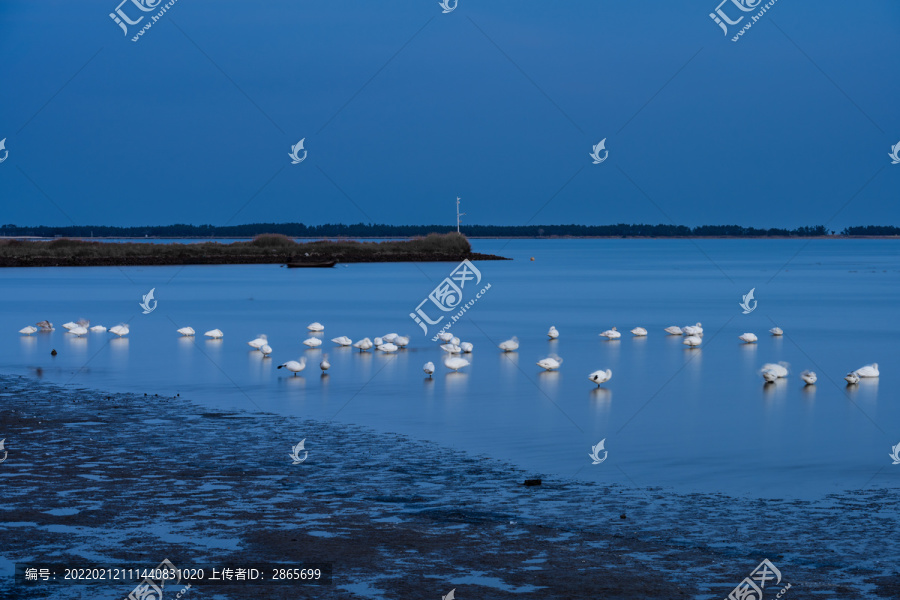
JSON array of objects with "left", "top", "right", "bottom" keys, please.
[{"left": 0, "top": 374, "right": 897, "bottom": 599}]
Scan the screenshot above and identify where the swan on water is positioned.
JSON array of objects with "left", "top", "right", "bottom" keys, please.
[
  {"left": 248, "top": 335, "right": 268, "bottom": 350},
  {"left": 630, "top": 327, "right": 647, "bottom": 336},
  {"left": 683, "top": 323, "right": 703, "bottom": 336},
  {"left": 260, "top": 344, "right": 273, "bottom": 357},
  {"left": 382, "top": 333, "right": 398, "bottom": 343},
  {"left": 537, "top": 355, "right": 562, "bottom": 371},
  {"left": 69, "top": 326, "right": 88, "bottom": 337},
  {"left": 36, "top": 321, "right": 53, "bottom": 331},
  {"left": 589, "top": 369, "right": 612, "bottom": 386},
  {"left": 599, "top": 327, "right": 621, "bottom": 339},
  {"left": 320, "top": 354, "right": 330, "bottom": 371},
  {"left": 762, "top": 369, "right": 779, "bottom": 383},
  {"left": 423, "top": 361, "right": 435, "bottom": 377},
  {"left": 278, "top": 357, "right": 306, "bottom": 375},
  {"left": 353, "top": 337, "right": 373, "bottom": 352},
  {"left": 664, "top": 326, "right": 683, "bottom": 335},
  {"left": 801, "top": 371, "right": 817, "bottom": 385},
  {"left": 177, "top": 327, "right": 195, "bottom": 336},
  {"left": 683, "top": 335, "right": 702, "bottom": 347},
  {"left": 303, "top": 337, "right": 323, "bottom": 348},
  {"left": 444, "top": 356, "right": 470, "bottom": 372},
  {"left": 109, "top": 324, "right": 129, "bottom": 337},
  {"left": 331, "top": 336, "right": 353, "bottom": 346},
  {"left": 377, "top": 342, "right": 399, "bottom": 353},
  {"left": 19, "top": 326, "right": 37, "bottom": 335},
  {"left": 738, "top": 333, "right": 758, "bottom": 343},
  {"left": 440, "top": 343, "right": 462, "bottom": 354},
  {"left": 90, "top": 325, "right": 107, "bottom": 332},
  {"left": 373, "top": 337, "right": 384, "bottom": 346},
  {"left": 761, "top": 362, "right": 789, "bottom": 378},
  {"left": 394, "top": 336, "right": 410, "bottom": 348},
  {"left": 307, "top": 322, "right": 324, "bottom": 332},
  {"left": 459, "top": 342, "right": 473, "bottom": 353},
  {"left": 852, "top": 363, "right": 879, "bottom": 378},
  {"left": 547, "top": 326, "right": 559, "bottom": 339},
  {"left": 499, "top": 337, "right": 519, "bottom": 352},
  {"left": 844, "top": 372, "right": 860, "bottom": 384},
  {"left": 438, "top": 332, "right": 454, "bottom": 342},
  {"left": 204, "top": 329, "right": 224, "bottom": 339},
  {"left": 770, "top": 327, "right": 783, "bottom": 336}
]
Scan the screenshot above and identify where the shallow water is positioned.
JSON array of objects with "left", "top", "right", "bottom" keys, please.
[{"left": 1, "top": 239, "right": 897, "bottom": 499}]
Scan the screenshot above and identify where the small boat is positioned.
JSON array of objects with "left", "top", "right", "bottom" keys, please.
[{"left": 286, "top": 260, "right": 337, "bottom": 268}]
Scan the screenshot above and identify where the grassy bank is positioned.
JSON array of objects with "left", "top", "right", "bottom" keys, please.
[{"left": 0, "top": 232, "right": 506, "bottom": 267}]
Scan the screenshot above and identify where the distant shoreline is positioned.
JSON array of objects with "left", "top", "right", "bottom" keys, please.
[{"left": 2, "top": 235, "right": 898, "bottom": 241}]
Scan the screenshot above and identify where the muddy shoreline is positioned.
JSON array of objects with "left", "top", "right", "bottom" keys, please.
[{"left": 0, "top": 374, "right": 897, "bottom": 599}]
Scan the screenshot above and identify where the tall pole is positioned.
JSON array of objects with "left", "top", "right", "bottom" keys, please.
[{"left": 456, "top": 196, "right": 465, "bottom": 234}]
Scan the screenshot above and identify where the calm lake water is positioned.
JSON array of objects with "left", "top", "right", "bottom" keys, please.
[{"left": 1, "top": 239, "right": 897, "bottom": 499}]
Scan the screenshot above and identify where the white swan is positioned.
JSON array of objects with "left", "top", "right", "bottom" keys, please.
[
  {"left": 801, "top": 370, "right": 817, "bottom": 385},
  {"left": 630, "top": 327, "right": 647, "bottom": 336},
  {"left": 19, "top": 326, "right": 37, "bottom": 335},
  {"left": 499, "top": 337, "right": 519, "bottom": 352},
  {"left": 683, "top": 323, "right": 703, "bottom": 336},
  {"left": 62, "top": 322, "right": 79, "bottom": 331},
  {"left": 331, "top": 336, "right": 353, "bottom": 346},
  {"left": 177, "top": 327, "right": 195, "bottom": 336},
  {"left": 537, "top": 355, "right": 562, "bottom": 371},
  {"left": 260, "top": 344, "right": 273, "bottom": 357},
  {"left": 248, "top": 334, "right": 268, "bottom": 350},
  {"left": 382, "top": 333, "right": 398, "bottom": 343},
  {"left": 761, "top": 362, "right": 789, "bottom": 378},
  {"left": 277, "top": 357, "right": 306, "bottom": 375},
  {"left": 35, "top": 320, "right": 53, "bottom": 331},
  {"left": 844, "top": 372, "right": 860, "bottom": 384},
  {"left": 307, "top": 322, "right": 324, "bottom": 332},
  {"left": 440, "top": 343, "right": 462, "bottom": 354},
  {"left": 303, "top": 337, "right": 323, "bottom": 348},
  {"left": 664, "top": 326, "right": 683, "bottom": 335},
  {"left": 109, "top": 324, "right": 129, "bottom": 337},
  {"left": 599, "top": 327, "right": 621, "bottom": 340},
  {"left": 683, "top": 335, "right": 702, "bottom": 347},
  {"left": 547, "top": 326, "right": 559, "bottom": 339},
  {"left": 320, "top": 354, "right": 330, "bottom": 371},
  {"left": 353, "top": 337, "right": 373, "bottom": 352},
  {"left": 204, "top": 329, "right": 224, "bottom": 339},
  {"left": 444, "top": 356, "right": 470, "bottom": 372},
  {"left": 762, "top": 369, "right": 778, "bottom": 383},
  {"left": 423, "top": 361, "right": 435, "bottom": 377},
  {"left": 69, "top": 326, "right": 88, "bottom": 337},
  {"left": 377, "top": 342, "right": 399, "bottom": 353},
  {"left": 90, "top": 325, "right": 107, "bottom": 332},
  {"left": 394, "top": 335, "right": 410, "bottom": 348},
  {"left": 450, "top": 336, "right": 460, "bottom": 346},
  {"left": 770, "top": 327, "right": 783, "bottom": 336},
  {"left": 373, "top": 337, "right": 384, "bottom": 346},
  {"left": 853, "top": 363, "right": 879, "bottom": 378},
  {"left": 589, "top": 369, "right": 612, "bottom": 386},
  {"left": 738, "top": 333, "right": 758, "bottom": 343},
  {"left": 459, "top": 342, "right": 473, "bottom": 353},
  {"left": 437, "top": 332, "right": 454, "bottom": 342}
]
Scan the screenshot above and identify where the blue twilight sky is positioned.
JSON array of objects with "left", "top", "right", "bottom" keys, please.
[{"left": 0, "top": 0, "right": 898, "bottom": 229}]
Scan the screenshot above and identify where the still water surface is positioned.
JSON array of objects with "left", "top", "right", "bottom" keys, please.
[{"left": 1, "top": 239, "right": 897, "bottom": 499}]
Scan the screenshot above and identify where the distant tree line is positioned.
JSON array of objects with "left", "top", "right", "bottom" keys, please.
[{"left": 0, "top": 222, "right": 894, "bottom": 238}]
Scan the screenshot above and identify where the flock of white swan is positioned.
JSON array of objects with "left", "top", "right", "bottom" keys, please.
[{"left": 18, "top": 319, "right": 879, "bottom": 387}]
